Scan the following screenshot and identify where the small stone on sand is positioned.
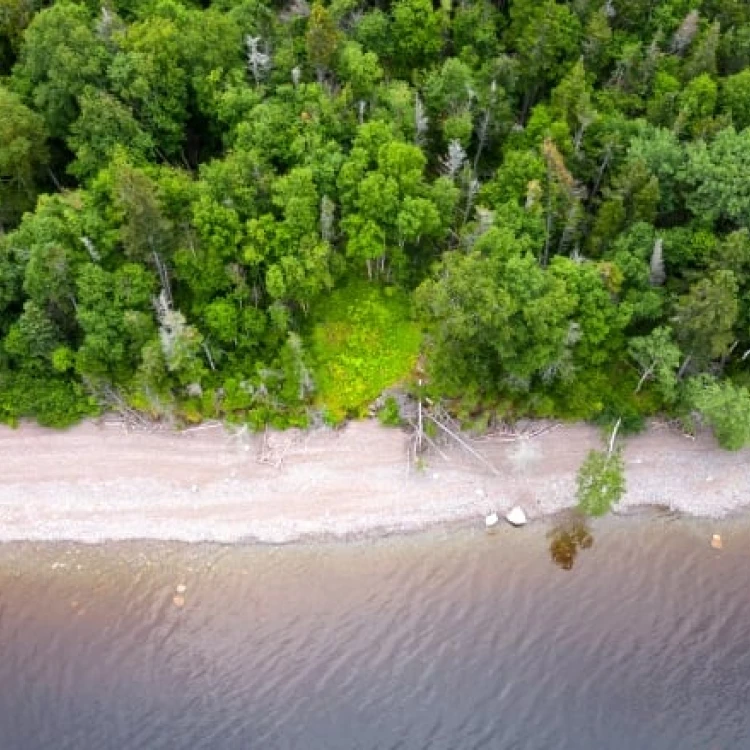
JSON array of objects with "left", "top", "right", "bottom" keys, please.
[
  {"left": 711, "top": 534, "right": 723, "bottom": 550},
  {"left": 172, "top": 595, "right": 185, "bottom": 608},
  {"left": 175, "top": 583, "right": 187, "bottom": 594},
  {"left": 506, "top": 506, "right": 528, "bottom": 527}
]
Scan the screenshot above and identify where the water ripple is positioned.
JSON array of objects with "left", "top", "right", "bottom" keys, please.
[{"left": 1, "top": 520, "right": 750, "bottom": 749}]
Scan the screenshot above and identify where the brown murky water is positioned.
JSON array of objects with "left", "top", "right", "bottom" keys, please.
[{"left": 2, "top": 516, "right": 750, "bottom": 749}]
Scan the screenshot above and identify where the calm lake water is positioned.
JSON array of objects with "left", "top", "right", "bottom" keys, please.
[{"left": 2, "top": 516, "right": 750, "bottom": 750}]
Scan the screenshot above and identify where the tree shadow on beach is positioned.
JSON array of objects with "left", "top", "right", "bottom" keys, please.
[{"left": 547, "top": 513, "right": 594, "bottom": 571}]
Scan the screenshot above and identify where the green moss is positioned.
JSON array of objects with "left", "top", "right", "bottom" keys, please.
[{"left": 309, "top": 282, "right": 421, "bottom": 422}]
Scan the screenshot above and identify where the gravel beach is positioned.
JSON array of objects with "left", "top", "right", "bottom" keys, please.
[{"left": 0, "top": 419, "right": 748, "bottom": 543}]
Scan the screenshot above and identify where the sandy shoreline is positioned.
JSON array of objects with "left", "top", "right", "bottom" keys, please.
[{"left": 1, "top": 419, "right": 748, "bottom": 543}]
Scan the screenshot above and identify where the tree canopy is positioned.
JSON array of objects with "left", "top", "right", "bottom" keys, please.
[{"left": 1, "top": 0, "right": 750, "bottom": 444}]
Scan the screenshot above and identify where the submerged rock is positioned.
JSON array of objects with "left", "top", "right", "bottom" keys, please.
[{"left": 505, "top": 506, "right": 528, "bottom": 527}]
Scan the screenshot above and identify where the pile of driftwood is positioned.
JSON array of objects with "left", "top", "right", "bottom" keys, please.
[
  {"left": 96, "top": 384, "right": 157, "bottom": 431},
  {"left": 401, "top": 387, "right": 568, "bottom": 477},
  {"left": 404, "top": 399, "right": 500, "bottom": 476}
]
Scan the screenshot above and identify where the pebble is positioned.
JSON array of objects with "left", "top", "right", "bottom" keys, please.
[
  {"left": 711, "top": 534, "right": 723, "bottom": 550},
  {"left": 175, "top": 583, "right": 187, "bottom": 594},
  {"left": 506, "top": 506, "right": 528, "bottom": 527},
  {"left": 172, "top": 595, "right": 186, "bottom": 608}
]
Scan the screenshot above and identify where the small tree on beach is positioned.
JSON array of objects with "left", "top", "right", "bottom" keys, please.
[
  {"left": 576, "top": 447, "right": 625, "bottom": 516},
  {"left": 576, "top": 419, "right": 626, "bottom": 517}
]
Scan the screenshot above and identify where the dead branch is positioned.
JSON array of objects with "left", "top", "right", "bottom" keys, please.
[
  {"left": 607, "top": 417, "right": 622, "bottom": 456},
  {"left": 257, "top": 427, "right": 298, "bottom": 468},
  {"left": 475, "top": 421, "right": 562, "bottom": 442},
  {"left": 405, "top": 416, "right": 450, "bottom": 463},
  {"left": 180, "top": 420, "right": 224, "bottom": 433},
  {"left": 424, "top": 410, "right": 500, "bottom": 476},
  {"left": 96, "top": 385, "right": 154, "bottom": 431}
]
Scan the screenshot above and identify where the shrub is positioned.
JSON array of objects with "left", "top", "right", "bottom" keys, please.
[
  {"left": 378, "top": 396, "right": 402, "bottom": 426},
  {"left": 576, "top": 448, "right": 626, "bottom": 517},
  {"left": 308, "top": 282, "right": 421, "bottom": 423}
]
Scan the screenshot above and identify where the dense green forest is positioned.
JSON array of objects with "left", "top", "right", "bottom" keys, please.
[{"left": 2, "top": 0, "right": 750, "bottom": 445}]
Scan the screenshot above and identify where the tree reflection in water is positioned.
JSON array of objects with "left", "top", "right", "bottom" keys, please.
[{"left": 548, "top": 513, "right": 594, "bottom": 570}]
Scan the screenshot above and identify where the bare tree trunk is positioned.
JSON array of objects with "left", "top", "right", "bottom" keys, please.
[
  {"left": 634, "top": 366, "right": 654, "bottom": 394},
  {"left": 153, "top": 251, "right": 172, "bottom": 306},
  {"left": 472, "top": 87, "right": 494, "bottom": 174},
  {"left": 677, "top": 354, "right": 692, "bottom": 379},
  {"left": 47, "top": 168, "right": 63, "bottom": 192},
  {"left": 607, "top": 417, "right": 622, "bottom": 456},
  {"left": 202, "top": 343, "right": 216, "bottom": 371},
  {"left": 588, "top": 146, "right": 612, "bottom": 204}
]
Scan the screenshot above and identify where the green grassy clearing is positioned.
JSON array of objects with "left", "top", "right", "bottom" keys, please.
[{"left": 308, "top": 282, "right": 421, "bottom": 423}]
